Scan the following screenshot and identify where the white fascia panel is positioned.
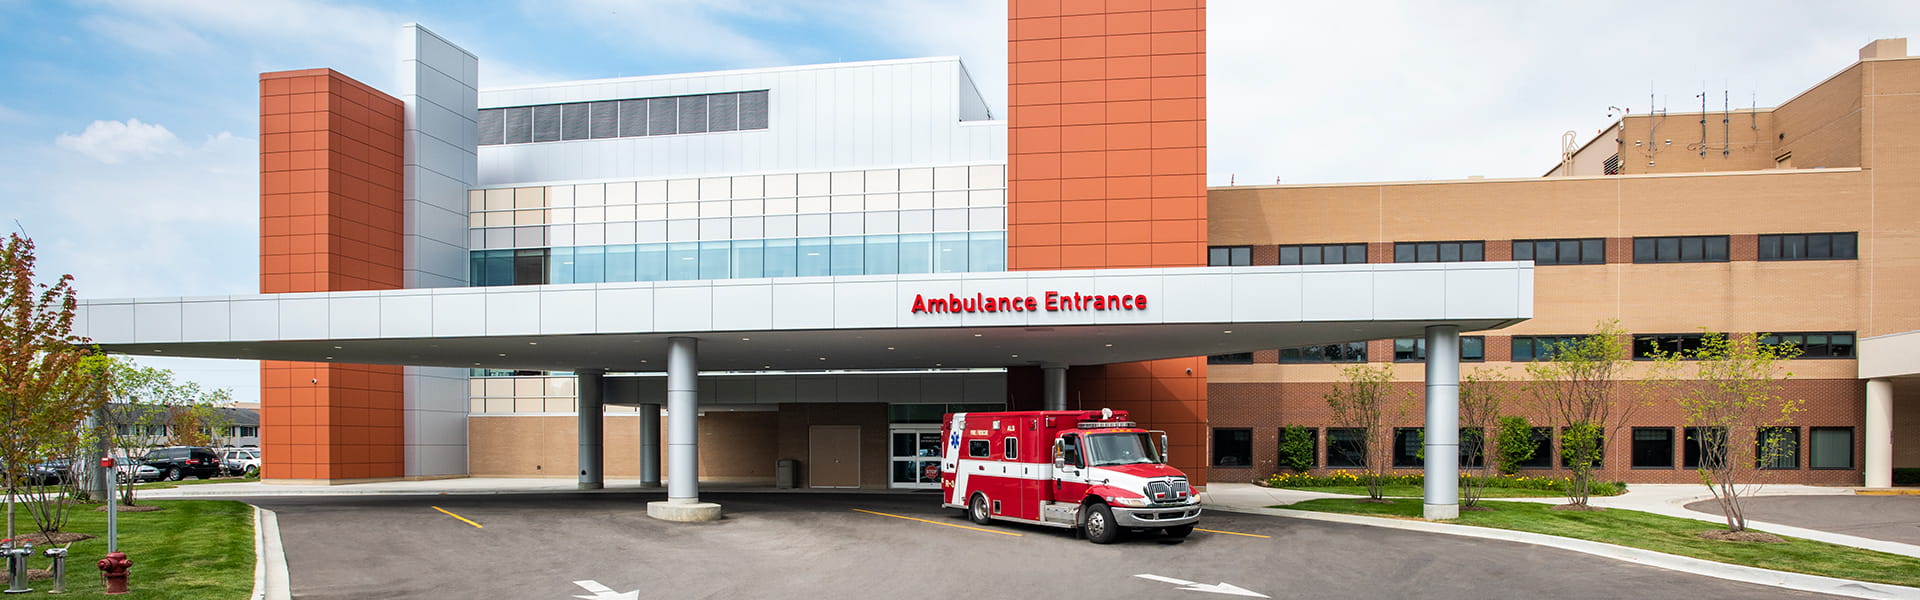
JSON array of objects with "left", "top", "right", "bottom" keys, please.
[
  {"left": 1156, "top": 272, "right": 1234, "bottom": 324},
  {"left": 1092, "top": 273, "right": 1165, "bottom": 325},
  {"left": 709, "top": 282, "right": 775, "bottom": 331},
  {"left": 229, "top": 299, "right": 280, "bottom": 340},
  {"left": 483, "top": 290, "right": 541, "bottom": 336},
  {"left": 1442, "top": 265, "right": 1527, "bottom": 320},
  {"left": 652, "top": 284, "right": 714, "bottom": 332},
  {"left": 770, "top": 280, "right": 835, "bottom": 330},
  {"left": 1372, "top": 266, "right": 1447, "bottom": 321},
  {"left": 327, "top": 295, "right": 383, "bottom": 339},
  {"left": 132, "top": 301, "right": 182, "bottom": 343},
  {"left": 1300, "top": 270, "right": 1375, "bottom": 322},
  {"left": 831, "top": 280, "right": 898, "bottom": 329},
  {"left": 538, "top": 287, "right": 598, "bottom": 334},
  {"left": 594, "top": 285, "right": 655, "bottom": 333},
  {"left": 429, "top": 289, "right": 488, "bottom": 337},
  {"left": 279, "top": 298, "right": 330, "bottom": 340},
  {"left": 1227, "top": 267, "right": 1303, "bottom": 324},
  {"left": 180, "top": 299, "right": 231, "bottom": 342}
]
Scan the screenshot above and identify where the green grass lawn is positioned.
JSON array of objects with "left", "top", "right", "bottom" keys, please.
[
  {"left": 131, "top": 476, "right": 258, "bottom": 491},
  {"left": 1283, "top": 498, "right": 1920, "bottom": 588},
  {"left": 1278, "top": 485, "right": 1580, "bottom": 498},
  {"left": 5, "top": 500, "right": 255, "bottom": 599}
]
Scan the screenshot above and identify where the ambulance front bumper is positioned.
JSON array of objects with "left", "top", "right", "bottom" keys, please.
[{"left": 1112, "top": 505, "right": 1201, "bottom": 527}]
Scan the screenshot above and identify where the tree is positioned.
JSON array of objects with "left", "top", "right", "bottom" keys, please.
[
  {"left": 1657, "top": 332, "right": 1803, "bottom": 532},
  {"left": 1324, "top": 363, "right": 1406, "bottom": 501},
  {"left": 0, "top": 234, "right": 110, "bottom": 541},
  {"left": 99, "top": 357, "right": 234, "bottom": 504},
  {"left": 1494, "top": 416, "right": 1537, "bottom": 476},
  {"left": 1278, "top": 425, "right": 1315, "bottom": 472},
  {"left": 1458, "top": 369, "right": 1511, "bottom": 508},
  {"left": 1524, "top": 319, "right": 1638, "bottom": 508}
]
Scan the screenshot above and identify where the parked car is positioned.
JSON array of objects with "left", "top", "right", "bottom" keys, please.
[
  {"left": 28, "top": 460, "right": 71, "bottom": 486},
  {"left": 219, "top": 448, "right": 261, "bottom": 477},
  {"left": 137, "top": 447, "right": 222, "bottom": 481}
]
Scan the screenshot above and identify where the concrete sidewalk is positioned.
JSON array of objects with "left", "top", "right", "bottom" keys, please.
[
  {"left": 1200, "top": 482, "right": 1920, "bottom": 559},
  {"left": 138, "top": 477, "right": 934, "bottom": 499}
]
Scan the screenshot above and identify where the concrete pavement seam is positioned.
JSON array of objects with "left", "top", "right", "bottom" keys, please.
[{"left": 1212, "top": 506, "right": 1920, "bottom": 600}]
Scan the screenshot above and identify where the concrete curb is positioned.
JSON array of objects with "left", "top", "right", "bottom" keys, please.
[
  {"left": 248, "top": 507, "right": 291, "bottom": 600},
  {"left": 1213, "top": 506, "right": 1920, "bottom": 600}
]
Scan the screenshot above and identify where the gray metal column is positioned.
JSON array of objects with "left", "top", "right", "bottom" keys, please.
[
  {"left": 1043, "top": 363, "right": 1068, "bottom": 411},
  {"left": 576, "top": 368, "right": 606, "bottom": 490},
  {"left": 649, "top": 337, "right": 720, "bottom": 521},
  {"left": 1866, "top": 378, "right": 1893, "bottom": 488},
  {"left": 639, "top": 403, "right": 662, "bottom": 488},
  {"left": 1422, "top": 325, "right": 1461, "bottom": 520}
]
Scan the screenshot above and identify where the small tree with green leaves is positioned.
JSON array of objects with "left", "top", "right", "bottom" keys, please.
[
  {"left": 1458, "top": 368, "right": 1511, "bottom": 508},
  {"left": 1494, "top": 416, "right": 1537, "bottom": 475},
  {"left": 1324, "top": 363, "right": 1407, "bottom": 501},
  {"left": 100, "top": 357, "right": 233, "bottom": 504},
  {"left": 1525, "top": 319, "right": 1639, "bottom": 508},
  {"left": 1278, "top": 425, "right": 1315, "bottom": 472},
  {"left": 1655, "top": 332, "right": 1803, "bottom": 532}
]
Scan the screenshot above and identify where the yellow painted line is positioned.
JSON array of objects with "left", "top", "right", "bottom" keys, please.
[
  {"left": 852, "top": 509, "right": 1022, "bottom": 536},
  {"left": 1196, "top": 527, "right": 1269, "bottom": 539},
  {"left": 1858, "top": 489, "right": 1920, "bottom": 496},
  {"left": 432, "top": 506, "right": 483, "bottom": 528}
]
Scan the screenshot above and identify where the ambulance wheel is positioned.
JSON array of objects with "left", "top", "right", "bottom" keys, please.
[
  {"left": 968, "top": 494, "right": 993, "bottom": 526},
  {"left": 1162, "top": 524, "right": 1194, "bottom": 539},
  {"left": 1084, "top": 503, "right": 1119, "bottom": 544}
]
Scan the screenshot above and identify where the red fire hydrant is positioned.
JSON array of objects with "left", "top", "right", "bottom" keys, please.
[{"left": 97, "top": 551, "right": 132, "bottom": 595}]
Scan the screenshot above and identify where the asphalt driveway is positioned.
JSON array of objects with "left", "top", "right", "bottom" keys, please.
[{"left": 240, "top": 491, "right": 1836, "bottom": 600}]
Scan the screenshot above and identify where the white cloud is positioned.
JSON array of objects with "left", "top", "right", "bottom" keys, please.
[
  {"left": 54, "top": 118, "right": 184, "bottom": 164},
  {"left": 544, "top": 0, "right": 806, "bottom": 69}
]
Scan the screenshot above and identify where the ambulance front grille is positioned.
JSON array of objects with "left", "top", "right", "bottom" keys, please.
[{"left": 1146, "top": 479, "right": 1191, "bottom": 504}]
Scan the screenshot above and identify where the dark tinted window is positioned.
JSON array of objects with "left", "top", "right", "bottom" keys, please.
[
  {"left": 1212, "top": 428, "right": 1253, "bottom": 467},
  {"left": 1326, "top": 428, "right": 1366, "bottom": 468},
  {"left": 1759, "top": 233, "right": 1856, "bottom": 261},
  {"left": 1511, "top": 335, "right": 1581, "bottom": 362},
  {"left": 1393, "top": 336, "right": 1484, "bottom": 362},
  {"left": 1634, "top": 334, "right": 1706, "bottom": 359},
  {"left": 1519, "top": 428, "right": 1553, "bottom": 469},
  {"left": 1208, "top": 246, "right": 1251, "bottom": 266},
  {"left": 1514, "top": 238, "right": 1605, "bottom": 265},
  {"left": 1280, "top": 243, "right": 1368, "bottom": 265},
  {"left": 1392, "top": 428, "right": 1422, "bottom": 467},
  {"left": 1279, "top": 342, "right": 1367, "bottom": 363},
  {"left": 1395, "top": 241, "right": 1484, "bottom": 263},
  {"left": 1633, "top": 235, "right": 1729, "bottom": 263},
  {"left": 1631, "top": 428, "right": 1674, "bottom": 468},
  {"left": 1207, "top": 353, "right": 1254, "bottom": 365},
  {"left": 1684, "top": 427, "right": 1727, "bottom": 469},
  {"left": 1760, "top": 332, "right": 1856, "bottom": 358}
]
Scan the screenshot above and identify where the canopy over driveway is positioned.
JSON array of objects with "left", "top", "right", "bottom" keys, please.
[{"left": 75, "top": 263, "right": 1532, "bottom": 371}]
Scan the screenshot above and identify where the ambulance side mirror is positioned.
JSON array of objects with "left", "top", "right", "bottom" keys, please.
[
  {"left": 1160, "top": 434, "right": 1171, "bottom": 463},
  {"left": 1052, "top": 440, "right": 1066, "bottom": 469}
]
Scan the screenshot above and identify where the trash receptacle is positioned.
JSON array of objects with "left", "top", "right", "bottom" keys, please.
[{"left": 775, "top": 459, "right": 798, "bottom": 489}]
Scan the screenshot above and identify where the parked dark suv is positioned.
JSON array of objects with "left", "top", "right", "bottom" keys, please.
[{"left": 138, "top": 447, "right": 222, "bottom": 481}]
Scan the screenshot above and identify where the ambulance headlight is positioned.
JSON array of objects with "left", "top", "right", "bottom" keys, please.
[{"left": 1110, "top": 496, "right": 1151, "bottom": 507}]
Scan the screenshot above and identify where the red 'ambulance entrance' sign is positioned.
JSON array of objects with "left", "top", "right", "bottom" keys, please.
[{"left": 910, "top": 291, "right": 1147, "bottom": 314}]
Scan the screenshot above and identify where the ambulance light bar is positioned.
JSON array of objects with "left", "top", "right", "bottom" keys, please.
[{"left": 1078, "top": 421, "right": 1136, "bottom": 429}]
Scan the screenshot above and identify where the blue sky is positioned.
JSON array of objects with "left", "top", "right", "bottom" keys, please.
[{"left": 0, "top": 0, "right": 1912, "bottom": 401}]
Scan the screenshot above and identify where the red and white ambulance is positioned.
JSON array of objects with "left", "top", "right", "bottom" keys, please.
[{"left": 939, "top": 409, "right": 1200, "bottom": 543}]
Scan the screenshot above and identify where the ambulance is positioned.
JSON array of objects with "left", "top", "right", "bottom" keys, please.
[{"left": 939, "top": 409, "right": 1200, "bottom": 543}]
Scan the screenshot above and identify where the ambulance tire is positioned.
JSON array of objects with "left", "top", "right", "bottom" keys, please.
[
  {"left": 1083, "top": 503, "right": 1119, "bottom": 544},
  {"left": 968, "top": 494, "right": 993, "bottom": 526},
  {"left": 1162, "top": 523, "right": 1194, "bottom": 539}
]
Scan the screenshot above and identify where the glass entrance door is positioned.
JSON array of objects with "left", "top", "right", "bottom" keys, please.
[{"left": 889, "top": 427, "right": 943, "bottom": 489}]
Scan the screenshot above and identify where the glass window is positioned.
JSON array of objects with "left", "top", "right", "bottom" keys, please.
[
  {"left": 1212, "top": 428, "right": 1252, "bottom": 467},
  {"left": 865, "top": 235, "right": 899, "bottom": 275},
  {"left": 1326, "top": 428, "right": 1366, "bottom": 468},
  {"left": 830, "top": 237, "right": 863, "bottom": 276},
  {"left": 1514, "top": 238, "right": 1605, "bottom": 265},
  {"left": 934, "top": 233, "right": 969, "bottom": 273},
  {"left": 634, "top": 244, "right": 668, "bottom": 282},
  {"left": 730, "top": 240, "right": 764, "bottom": 279},
  {"left": 1279, "top": 243, "right": 1367, "bottom": 265},
  {"left": 605, "top": 245, "right": 637, "bottom": 282},
  {"left": 574, "top": 246, "right": 606, "bottom": 283},
  {"left": 1519, "top": 428, "right": 1554, "bottom": 469},
  {"left": 548, "top": 247, "right": 575, "bottom": 284},
  {"left": 968, "top": 440, "right": 990, "bottom": 458},
  {"left": 970, "top": 231, "right": 1005, "bottom": 272},
  {"left": 1393, "top": 241, "right": 1485, "bottom": 263},
  {"left": 763, "top": 239, "right": 797, "bottom": 278},
  {"left": 1003, "top": 436, "right": 1018, "bottom": 460},
  {"left": 1392, "top": 428, "right": 1422, "bottom": 467},
  {"left": 1279, "top": 342, "right": 1368, "bottom": 363},
  {"left": 898, "top": 234, "right": 932, "bottom": 274},
  {"left": 1393, "top": 336, "right": 1485, "bottom": 362},
  {"left": 797, "top": 238, "right": 831, "bottom": 277},
  {"left": 1634, "top": 334, "right": 1706, "bottom": 360},
  {"left": 1631, "top": 427, "right": 1674, "bottom": 468},
  {"left": 1809, "top": 427, "right": 1853, "bottom": 469},
  {"left": 1207, "top": 353, "right": 1253, "bottom": 365},
  {"left": 1759, "top": 233, "right": 1856, "bottom": 261},
  {"left": 484, "top": 250, "right": 513, "bottom": 287},
  {"left": 1759, "top": 427, "right": 1799, "bottom": 470},
  {"left": 1683, "top": 426, "right": 1727, "bottom": 469},
  {"left": 1459, "top": 427, "right": 1485, "bottom": 468},
  {"left": 1633, "top": 235, "right": 1730, "bottom": 263},
  {"left": 698, "top": 241, "right": 730, "bottom": 279},
  {"left": 513, "top": 249, "right": 548, "bottom": 285},
  {"left": 1208, "top": 246, "right": 1252, "bottom": 266},
  {"left": 666, "top": 242, "right": 700, "bottom": 280},
  {"left": 1760, "top": 332, "right": 1856, "bottom": 358}
]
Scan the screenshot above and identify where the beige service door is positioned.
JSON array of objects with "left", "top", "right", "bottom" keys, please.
[{"left": 809, "top": 425, "right": 862, "bottom": 488}]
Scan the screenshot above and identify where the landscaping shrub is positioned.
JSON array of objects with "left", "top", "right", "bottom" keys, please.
[
  {"left": 1278, "top": 425, "right": 1315, "bottom": 472},
  {"left": 1264, "top": 470, "right": 1627, "bottom": 496},
  {"left": 1495, "top": 416, "right": 1537, "bottom": 475}
]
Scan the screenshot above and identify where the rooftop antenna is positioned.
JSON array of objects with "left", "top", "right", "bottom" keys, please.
[{"left": 1696, "top": 85, "right": 1708, "bottom": 158}]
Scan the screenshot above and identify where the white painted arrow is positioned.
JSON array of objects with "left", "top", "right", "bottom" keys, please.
[
  {"left": 571, "top": 580, "right": 640, "bottom": 600},
  {"left": 1134, "top": 574, "right": 1270, "bottom": 598}
]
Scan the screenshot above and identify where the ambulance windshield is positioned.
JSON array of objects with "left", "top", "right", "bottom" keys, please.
[{"left": 1086, "top": 432, "right": 1162, "bottom": 466}]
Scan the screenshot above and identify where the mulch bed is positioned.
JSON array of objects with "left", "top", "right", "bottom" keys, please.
[
  {"left": 93, "top": 504, "right": 163, "bottom": 513},
  {"left": 4, "top": 531, "right": 95, "bottom": 545},
  {"left": 1355, "top": 498, "right": 1395, "bottom": 504},
  {"left": 1550, "top": 504, "right": 1605, "bottom": 511},
  {"left": 1697, "top": 529, "right": 1786, "bottom": 543},
  {"left": 1461, "top": 505, "right": 1494, "bottom": 512},
  {"left": 0, "top": 568, "right": 53, "bottom": 583}
]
